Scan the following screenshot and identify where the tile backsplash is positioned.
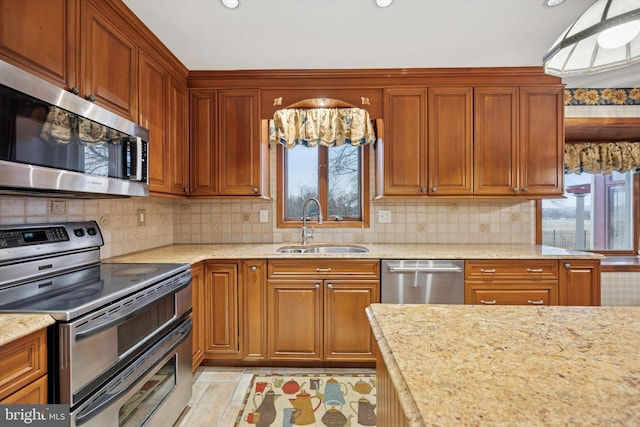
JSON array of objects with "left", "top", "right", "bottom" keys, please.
[{"left": 1, "top": 194, "right": 534, "bottom": 259}]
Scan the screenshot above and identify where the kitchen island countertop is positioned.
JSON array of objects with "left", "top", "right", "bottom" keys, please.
[
  {"left": 105, "top": 243, "right": 603, "bottom": 264},
  {"left": 366, "top": 304, "right": 640, "bottom": 426}
]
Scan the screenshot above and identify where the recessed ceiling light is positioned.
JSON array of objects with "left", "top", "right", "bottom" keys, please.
[
  {"left": 375, "top": 0, "right": 393, "bottom": 8},
  {"left": 544, "top": 0, "right": 565, "bottom": 7},
  {"left": 221, "top": 0, "right": 239, "bottom": 9}
]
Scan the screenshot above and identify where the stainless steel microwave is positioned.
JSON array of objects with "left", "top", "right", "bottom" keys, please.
[{"left": 0, "top": 60, "right": 149, "bottom": 198}]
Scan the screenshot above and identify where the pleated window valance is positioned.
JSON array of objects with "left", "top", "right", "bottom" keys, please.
[
  {"left": 269, "top": 107, "right": 376, "bottom": 149},
  {"left": 565, "top": 142, "right": 640, "bottom": 175}
]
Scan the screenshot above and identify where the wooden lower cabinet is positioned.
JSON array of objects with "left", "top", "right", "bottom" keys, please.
[
  {"left": 203, "top": 262, "right": 240, "bottom": 358},
  {"left": 266, "top": 259, "right": 380, "bottom": 363},
  {"left": 465, "top": 259, "right": 600, "bottom": 306},
  {"left": 191, "top": 262, "right": 205, "bottom": 370},
  {"left": 0, "top": 328, "right": 48, "bottom": 403},
  {"left": 241, "top": 260, "right": 268, "bottom": 361}
]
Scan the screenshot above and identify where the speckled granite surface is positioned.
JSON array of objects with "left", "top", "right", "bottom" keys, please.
[
  {"left": 106, "top": 243, "right": 602, "bottom": 264},
  {"left": 0, "top": 314, "right": 54, "bottom": 346},
  {"left": 366, "top": 304, "right": 640, "bottom": 426}
]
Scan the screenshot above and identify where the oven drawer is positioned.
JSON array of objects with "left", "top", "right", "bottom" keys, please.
[{"left": 71, "top": 317, "right": 192, "bottom": 427}]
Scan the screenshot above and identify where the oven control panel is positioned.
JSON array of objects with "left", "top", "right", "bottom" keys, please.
[{"left": 0, "top": 221, "right": 103, "bottom": 252}]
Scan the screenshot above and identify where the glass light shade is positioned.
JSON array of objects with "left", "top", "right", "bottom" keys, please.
[
  {"left": 375, "top": 0, "right": 393, "bottom": 7},
  {"left": 597, "top": 20, "right": 640, "bottom": 48},
  {"left": 221, "top": 0, "right": 239, "bottom": 9},
  {"left": 543, "top": 0, "right": 640, "bottom": 76}
]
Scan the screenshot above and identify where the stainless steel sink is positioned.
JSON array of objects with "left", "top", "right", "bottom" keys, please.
[{"left": 276, "top": 244, "right": 369, "bottom": 254}]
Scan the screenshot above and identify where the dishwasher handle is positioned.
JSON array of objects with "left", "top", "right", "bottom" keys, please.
[{"left": 387, "top": 266, "right": 463, "bottom": 273}]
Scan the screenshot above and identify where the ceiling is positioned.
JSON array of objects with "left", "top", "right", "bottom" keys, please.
[{"left": 123, "top": 0, "right": 640, "bottom": 89}]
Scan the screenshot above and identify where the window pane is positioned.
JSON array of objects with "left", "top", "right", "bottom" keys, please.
[
  {"left": 285, "top": 145, "right": 318, "bottom": 218},
  {"left": 328, "top": 144, "right": 360, "bottom": 218},
  {"left": 541, "top": 172, "right": 635, "bottom": 250}
]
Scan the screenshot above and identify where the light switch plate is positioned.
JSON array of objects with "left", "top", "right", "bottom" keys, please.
[
  {"left": 259, "top": 210, "right": 269, "bottom": 223},
  {"left": 378, "top": 210, "right": 392, "bottom": 223}
]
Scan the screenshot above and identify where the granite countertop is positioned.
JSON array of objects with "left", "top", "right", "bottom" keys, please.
[
  {"left": 105, "top": 243, "right": 603, "bottom": 264},
  {"left": 0, "top": 314, "right": 55, "bottom": 347},
  {"left": 366, "top": 304, "right": 640, "bottom": 426}
]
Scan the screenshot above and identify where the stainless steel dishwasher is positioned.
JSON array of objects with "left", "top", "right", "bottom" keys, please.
[{"left": 381, "top": 260, "right": 464, "bottom": 304}]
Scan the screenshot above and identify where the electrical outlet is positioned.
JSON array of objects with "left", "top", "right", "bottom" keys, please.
[
  {"left": 259, "top": 209, "right": 269, "bottom": 223},
  {"left": 137, "top": 209, "right": 146, "bottom": 226},
  {"left": 378, "top": 210, "right": 392, "bottom": 223}
]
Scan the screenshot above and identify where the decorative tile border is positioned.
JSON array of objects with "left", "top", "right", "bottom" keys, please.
[{"left": 565, "top": 88, "right": 640, "bottom": 106}]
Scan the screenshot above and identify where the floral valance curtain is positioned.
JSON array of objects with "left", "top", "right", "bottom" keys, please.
[
  {"left": 269, "top": 107, "right": 376, "bottom": 149},
  {"left": 565, "top": 142, "right": 640, "bottom": 174}
]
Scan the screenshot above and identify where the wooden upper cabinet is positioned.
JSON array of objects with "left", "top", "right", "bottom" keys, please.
[
  {"left": 139, "top": 50, "right": 168, "bottom": 193},
  {"left": 518, "top": 86, "right": 564, "bottom": 197},
  {"left": 190, "top": 91, "right": 218, "bottom": 195},
  {"left": 378, "top": 88, "right": 427, "bottom": 196},
  {"left": 218, "top": 89, "right": 264, "bottom": 196},
  {"left": 80, "top": 1, "right": 137, "bottom": 121},
  {"left": 168, "top": 77, "right": 190, "bottom": 196},
  {"left": 428, "top": 87, "right": 473, "bottom": 195},
  {"left": 190, "top": 89, "right": 268, "bottom": 197},
  {"left": 474, "top": 87, "right": 519, "bottom": 196},
  {"left": 0, "top": 0, "right": 78, "bottom": 90}
]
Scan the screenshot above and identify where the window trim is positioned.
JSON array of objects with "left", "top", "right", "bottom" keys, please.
[
  {"left": 276, "top": 143, "right": 370, "bottom": 229},
  {"left": 536, "top": 172, "right": 639, "bottom": 255}
]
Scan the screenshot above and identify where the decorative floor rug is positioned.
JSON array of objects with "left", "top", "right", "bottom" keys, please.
[{"left": 235, "top": 373, "right": 377, "bottom": 426}]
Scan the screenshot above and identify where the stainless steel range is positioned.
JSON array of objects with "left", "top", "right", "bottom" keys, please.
[{"left": 0, "top": 221, "right": 192, "bottom": 427}]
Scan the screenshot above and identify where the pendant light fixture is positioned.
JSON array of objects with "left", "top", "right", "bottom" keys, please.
[
  {"left": 221, "top": 0, "right": 239, "bottom": 9},
  {"left": 543, "top": 0, "right": 640, "bottom": 76}
]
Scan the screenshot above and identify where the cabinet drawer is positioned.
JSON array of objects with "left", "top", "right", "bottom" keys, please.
[
  {"left": 466, "top": 285, "right": 557, "bottom": 305},
  {"left": 0, "top": 375, "right": 47, "bottom": 404},
  {"left": 0, "top": 329, "right": 48, "bottom": 400},
  {"left": 268, "top": 260, "right": 380, "bottom": 279},
  {"left": 465, "top": 260, "right": 558, "bottom": 280}
]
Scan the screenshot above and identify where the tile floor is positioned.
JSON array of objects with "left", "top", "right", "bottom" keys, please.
[{"left": 174, "top": 366, "right": 375, "bottom": 427}]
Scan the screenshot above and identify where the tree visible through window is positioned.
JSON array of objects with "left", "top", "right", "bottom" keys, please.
[
  {"left": 541, "top": 171, "right": 637, "bottom": 252},
  {"left": 278, "top": 144, "right": 368, "bottom": 226}
]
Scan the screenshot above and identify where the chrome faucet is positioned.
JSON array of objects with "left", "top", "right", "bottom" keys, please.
[{"left": 301, "top": 198, "right": 323, "bottom": 245}]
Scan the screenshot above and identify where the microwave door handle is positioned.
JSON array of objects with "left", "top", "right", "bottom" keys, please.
[
  {"left": 74, "top": 319, "right": 193, "bottom": 426},
  {"left": 133, "top": 136, "right": 143, "bottom": 181}
]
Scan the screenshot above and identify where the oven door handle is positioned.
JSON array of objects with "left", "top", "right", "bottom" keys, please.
[
  {"left": 75, "top": 272, "right": 191, "bottom": 341},
  {"left": 75, "top": 318, "right": 192, "bottom": 426}
]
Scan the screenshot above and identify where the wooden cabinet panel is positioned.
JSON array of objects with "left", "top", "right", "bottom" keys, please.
[
  {"left": 466, "top": 285, "right": 556, "bottom": 305},
  {"left": 217, "top": 89, "right": 262, "bottom": 196},
  {"left": 0, "top": 375, "right": 47, "bottom": 404},
  {"left": 465, "top": 260, "right": 559, "bottom": 280},
  {"left": 139, "top": 50, "right": 168, "bottom": 193},
  {"left": 204, "top": 263, "right": 240, "bottom": 357},
  {"left": 190, "top": 91, "right": 217, "bottom": 195},
  {"left": 324, "top": 280, "right": 378, "bottom": 361},
  {"left": 379, "top": 88, "right": 427, "bottom": 196},
  {"left": 0, "top": 329, "right": 47, "bottom": 402},
  {"left": 242, "top": 260, "right": 268, "bottom": 361},
  {"left": 474, "top": 87, "right": 519, "bottom": 196},
  {"left": 267, "top": 279, "right": 323, "bottom": 361},
  {"left": 268, "top": 259, "right": 380, "bottom": 278},
  {"left": 191, "top": 263, "right": 204, "bottom": 370},
  {"left": 519, "top": 87, "right": 564, "bottom": 196},
  {"left": 560, "top": 260, "right": 601, "bottom": 306},
  {"left": 428, "top": 87, "right": 473, "bottom": 195},
  {"left": 168, "top": 77, "right": 189, "bottom": 195},
  {"left": 0, "top": 0, "right": 77, "bottom": 89},
  {"left": 81, "top": 1, "right": 137, "bottom": 120}
]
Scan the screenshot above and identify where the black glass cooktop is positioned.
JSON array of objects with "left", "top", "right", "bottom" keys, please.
[{"left": 0, "top": 262, "right": 189, "bottom": 321}]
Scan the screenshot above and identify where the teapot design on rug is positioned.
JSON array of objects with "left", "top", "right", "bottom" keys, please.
[
  {"left": 347, "top": 379, "right": 375, "bottom": 395},
  {"left": 317, "top": 377, "right": 348, "bottom": 406},
  {"left": 250, "top": 390, "right": 281, "bottom": 426},
  {"left": 349, "top": 397, "right": 376, "bottom": 426}
]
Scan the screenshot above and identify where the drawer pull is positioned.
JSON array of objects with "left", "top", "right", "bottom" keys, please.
[
  {"left": 526, "top": 268, "right": 543, "bottom": 273},
  {"left": 565, "top": 263, "right": 571, "bottom": 269},
  {"left": 527, "top": 299, "right": 545, "bottom": 305},
  {"left": 315, "top": 283, "right": 320, "bottom": 289},
  {"left": 480, "top": 299, "right": 497, "bottom": 305},
  {"left": 316, "top": 268, "right": 332, "bottom": 273},
  {"left": 480, "top": 269, "right": 496, "bottom": 273}
]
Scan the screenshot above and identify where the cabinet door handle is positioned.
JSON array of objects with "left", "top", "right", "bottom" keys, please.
[
  {"left": 252, "top": 187, "right": 258, "bottom": 193},
  {"left": 480, "top": 269, "right": 496, "bottom": 273},
  {"left": 527, "top": 299, "right": 545, "bottom": 305},
  {"left": 565, "top": 263, "right": 571, "bottom": 269},
  {"left": 251, "top": 266, "right": 257, "bottom": 271},
  {"left": 513, "top": 187, "right": 519, "bottom": 193},
  {"left": 315, "top": 283, "right": 320, "bottom": 289},
  {"left": 431, "top": 186, "right": 438, "bottom": 192},
  {"left": 316, "top": 268, "right": 332, "bottom": 273},
  {"left": 86, "top": 94, "right": 96, "bottom": 102},
  {"left": 327, "top": 284, "right": 333, "bottom": 289},
  {"left": 480, "top": 299, "right": 497, "bottom": 305},
  {"left": 526, "top": 268, "right": 543, "bottom": 273},
  {"left": 70, "top": 86, "right": 80, "bottom": 95}
]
